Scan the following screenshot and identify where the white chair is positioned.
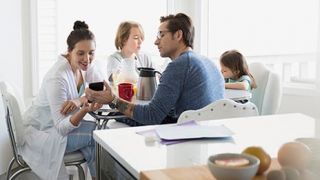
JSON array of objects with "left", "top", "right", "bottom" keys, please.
[
  {"left": 249, "top": 62, "right": 282, "bottom": 115},
  {"left": 177, "top": 99, "right": 259, "bottom": 124},
  {"left": 0, "top": 82, "right": 86, "bottom": 180}
]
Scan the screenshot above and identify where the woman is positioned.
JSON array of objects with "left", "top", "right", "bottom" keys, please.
[
  {"left": 21, "top": 21, "right": 102, "bottom": 180},
  {"left": 107, "top": 21, "right": 153, "bottom": 84}
]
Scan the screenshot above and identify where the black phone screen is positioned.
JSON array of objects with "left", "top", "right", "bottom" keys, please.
[
  {"left": 89, "top": 82, "right": 104, "bottom": 91},
  {"left": 88, "top": 82, "right": 104, "bottom": 103}
]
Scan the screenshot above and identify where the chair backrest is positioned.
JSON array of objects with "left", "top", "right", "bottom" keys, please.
[
  {"left": 177, "top": 99, "right": 259, "bottom": 124},
  {"left": 249, "top": 63, "right": 282, "bottom": 115},
  {"left": 0, "top": 82, "right": 25, "bottom": 156}
]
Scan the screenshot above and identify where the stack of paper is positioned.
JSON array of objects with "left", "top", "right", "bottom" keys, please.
[
  {"left": 136, "top": 121, "right": 234, "bottom": 145},
  {"left": 155, "top": 121, "right": 234, "bottom": 140}
]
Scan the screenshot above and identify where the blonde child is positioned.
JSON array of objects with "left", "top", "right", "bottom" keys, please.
[{"left": 220, "top": 50, "right": 257, "bottom": 91}]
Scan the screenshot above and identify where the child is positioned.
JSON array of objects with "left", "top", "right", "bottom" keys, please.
[{"left": 220, "top": 50, "right": 257, "bottom": 91}]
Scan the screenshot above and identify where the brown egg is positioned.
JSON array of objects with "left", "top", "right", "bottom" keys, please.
[
  {"left": 277, "top": 142, "right": 312, "bottom": 171},
  {"left": 281, "top": 166, "right": 300, "bottom": 180},
  {"left": 300, "top": 169, "right": 317, "bottom": 180},
  {"left": 266, "top": 170, "right": 286, "bottom": 180}
]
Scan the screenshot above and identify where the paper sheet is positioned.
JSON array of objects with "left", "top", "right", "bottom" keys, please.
[
  {"left": 155, "top": 123, "right": 234, "bottom": 140},
  {"left": 136, "top": 120, "right": 233, "bottom": 145}
]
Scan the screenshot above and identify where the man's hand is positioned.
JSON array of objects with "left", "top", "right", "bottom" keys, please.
[{"left": 85, "top": 81, "right": 114, "bottom": 104}]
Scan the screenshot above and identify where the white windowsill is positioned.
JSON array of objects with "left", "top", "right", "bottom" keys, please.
[{"left": 282, "top": 83, "right": 320, "bottom": 97}]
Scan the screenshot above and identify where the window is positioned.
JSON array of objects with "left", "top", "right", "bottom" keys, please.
[
  {"left": 207, "top": 0, "right": 320, "bottom": 93},
  {"left": 32, "top": 0, "right": 320, "bottom": 95},
  {"left": 32, "top": 0, "right": 168, "bottom": 94}
]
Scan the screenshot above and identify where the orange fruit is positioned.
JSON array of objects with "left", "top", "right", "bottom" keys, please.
[
  {"left": 133, "top": 85, "right": 138, "bottom": 95},
  {"left": 277, "top": 142, "right": 312, "bottom": 171},
  {"left": 242, "top": 146, "right": 271, "bottom": 175}
]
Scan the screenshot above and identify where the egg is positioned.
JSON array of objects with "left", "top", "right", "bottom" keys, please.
[
  {"left": 277, "top": 142, "right": 312, "bottom": 171},
  {"left": 300, "top": 169, "right": 317, "bottom": 180},
  {"left": 281, "top": 166, "right": 300, "bottom": 180},
  {"left": 266, "top": 170, "right": 286, "bottom": 180}
]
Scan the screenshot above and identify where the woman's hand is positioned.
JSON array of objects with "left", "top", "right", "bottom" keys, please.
[
  {"left": 61, "top": 100, "right": 78, "bottom": 115},
  {"left": 69, "top": 101, "right": 103, "bottom": 127},
  {"left": 82, "top": 101, "right": 103, "bottom": 112},
  {"left": 85, "top": 81, "right": 114, "bottom": 104},
  {"left": 60, "top": 96, "right": 89, "bottom": 115},
  {"left": 79, "top": 96, "right": 88, "bottom": 106}
]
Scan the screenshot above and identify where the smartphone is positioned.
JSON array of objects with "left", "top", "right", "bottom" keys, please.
[
  {"left": 89, "top": 82, "right": 104, "bottom": 91},
  {"left": 88, "top": 82, "right": 104, "bottom": 103}
]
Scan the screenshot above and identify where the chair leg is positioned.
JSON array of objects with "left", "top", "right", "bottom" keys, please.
[
  {"left": 6, "top": 158, "right": 16, "bottom": 180},
  {"left": 75, "top": 164, "right": 85, "bottom": 180},
  {"left": 102, "top": 120, "right": 109, "bottom": 129},
  {"left": 9, "top": 167, "right": 31, "bottom": 180},
  {"left": 96, "top": 142, "right": 101, "bottom": 180}
]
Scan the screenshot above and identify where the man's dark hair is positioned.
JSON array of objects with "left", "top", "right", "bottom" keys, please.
[{"left": 160, "top": 13, "right": 194, "bottom": 48}]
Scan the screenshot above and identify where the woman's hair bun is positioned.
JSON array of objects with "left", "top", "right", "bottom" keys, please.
[{"left": 73, "top": 20, "right": 89, "bottom": 30}]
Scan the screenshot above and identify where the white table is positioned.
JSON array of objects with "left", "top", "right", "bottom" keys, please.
[
  {"left": 225, "top": 89, "right": 252, "bottom": 101},
  {"left": 93, "top": 113, "right": 315, "bottom": 179}
]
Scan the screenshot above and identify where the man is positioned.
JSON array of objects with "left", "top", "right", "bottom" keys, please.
[{"left": 86, "top": 13, "right": 224, "bottom": 125}]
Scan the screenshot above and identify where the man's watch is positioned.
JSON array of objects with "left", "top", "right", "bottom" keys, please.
[{"left": 109, "top": 95, "right": 119, "bottom": 109}]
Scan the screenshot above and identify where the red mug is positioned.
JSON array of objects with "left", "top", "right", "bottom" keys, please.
[{"left": 118, "top": 83, "right": 134, "bottom": 102}]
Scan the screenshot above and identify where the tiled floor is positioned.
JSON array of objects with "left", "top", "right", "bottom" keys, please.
[
  {"left": 0, "top": 171, "right": 40, "bottom": 180},
  {"left": 0, "top": 166, "right": 92, "bottom": 180}
]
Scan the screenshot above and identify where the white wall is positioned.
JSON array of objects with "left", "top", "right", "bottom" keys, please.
[
  {"left": 56, "top": 0, "right": 166, "bottom": 58},
  {"left": 0, "top": 0, "right": 24, "bottom": 174},
  {"left": 278, "top": 94, "right": 320, "bottom": 137}
]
